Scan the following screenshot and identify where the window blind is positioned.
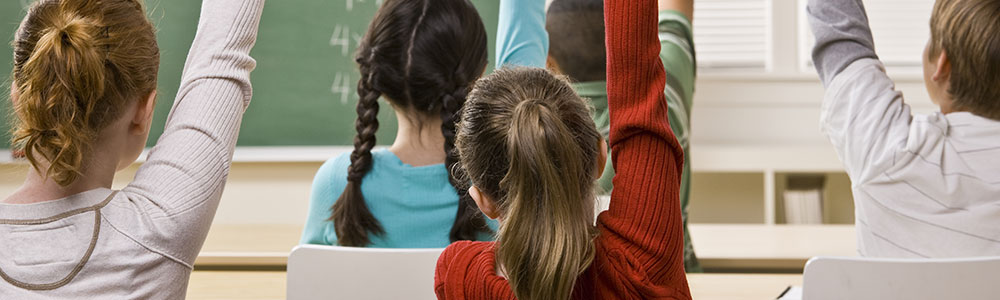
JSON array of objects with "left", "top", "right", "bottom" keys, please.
[{"left": 693, "top": 0, "right": 771, "bottom": 69}]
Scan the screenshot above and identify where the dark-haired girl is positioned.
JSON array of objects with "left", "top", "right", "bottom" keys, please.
[{"left": 301, "top": 0, "right": 494, "bottom": 248}]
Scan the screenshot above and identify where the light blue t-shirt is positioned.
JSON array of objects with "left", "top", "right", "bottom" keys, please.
[{"left": 301, "top": 149, "right": 495, "bottom": 248}]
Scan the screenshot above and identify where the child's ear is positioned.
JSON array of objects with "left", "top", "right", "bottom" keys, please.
[
  {"left": 469, "top": 186, "right": 500, "bottom": 220},
  {"left": 131, "top": 91, "right": 157, "bottom": 134},
  {"left": 596, "top": 138, "right": 608, "bottom": 179},
  {"left": 932, "top": 50, "right": 952, "bottom": 83}
]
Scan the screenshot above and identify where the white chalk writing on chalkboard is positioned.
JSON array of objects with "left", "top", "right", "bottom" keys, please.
[
  {"left": 20, "top": 0, "right": 32, "bottom": 9},
  {"left": 330, "top": 25, "right": 364, "bottom": 57},
  {"left": 346, "top": 0, "right": 384, "bottom": 12},
  {"left": 331, "top": 71, "right": 354, "bottom": 105},
  {"left": 330, "top": 25, "right": 352, "bottom": 57}
]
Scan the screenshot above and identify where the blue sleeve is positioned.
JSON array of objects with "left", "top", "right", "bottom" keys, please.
[
  {"left": 495, "top": 0, "right": 548, "bottom": 68},
  {"left": 299, "top": 155, "right": 350, "bottom": 245}
]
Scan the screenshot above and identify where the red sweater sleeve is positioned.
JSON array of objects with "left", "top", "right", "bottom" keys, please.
[{"left": 600, "top": 0, "right": 689, "bottom": 297}]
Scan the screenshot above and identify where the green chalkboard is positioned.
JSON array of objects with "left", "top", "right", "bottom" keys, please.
[{"left": 1, "top": 0, "right": 500, "bottom": 148}]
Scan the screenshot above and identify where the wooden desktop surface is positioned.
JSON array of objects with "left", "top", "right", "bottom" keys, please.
[
  {"left": 691, "top": 224, "right": 856, "bottom": 271},
  {"left": 197, "top": 224, "right": 857, "bottom": 272},
  {"left": 186, "top": 271, "right": 801, "bottom": 300}
]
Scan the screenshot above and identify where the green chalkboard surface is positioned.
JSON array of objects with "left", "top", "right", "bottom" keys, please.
[{"left": 1, "top": 0, "right": 500, "bottom": 148}]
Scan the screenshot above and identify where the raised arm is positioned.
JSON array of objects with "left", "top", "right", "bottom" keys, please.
[
  {"left": 602, "top": 0, "right": 689, "bottom": 296},
  {"left": 807, "top": 0, "right": 879, "bottom": 85},
  {"left": 808, "top": 0, "right": 913, "bottom": 181},
  {"left": 495, "top": 0, "right": 548, "bottom": 68},
  {"left": 659, "top": 0, "right": 693, "bottom": 21},
  {"left": 120, "top": 0, "right": 264, "bottom": 264},
  {"left": 658, "top": 7, "right": 695, "bottom": 151}
]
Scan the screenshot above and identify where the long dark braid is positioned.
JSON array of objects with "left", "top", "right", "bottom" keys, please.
[
  {"left": 330, "top": 54, "right": 385, "bottom": 247},
  {"left": 441, "top": 87, "right": 490, "bottom": 241},
  {"left": 329, "top": 0, "right": 491, "bottom": 246}
]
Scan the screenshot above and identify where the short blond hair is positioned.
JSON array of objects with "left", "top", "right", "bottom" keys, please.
[{"left": 929, "top": 0, "right": 1000, "bottom": 120}]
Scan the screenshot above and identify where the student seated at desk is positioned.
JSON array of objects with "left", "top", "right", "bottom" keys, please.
[
  {"left": 545, "top": 0, "right": 702, "bottom": 272},
  {"left": 0, "top": 0, "right": 263, "bottom": 298},
  {"left": 434, "top": 0, "right": 691, "bottom": 298},
  {"left": 808, "top": 0, "right": 1000, "bottom": 257},
  {"left": 301, "top": 0, "right": 495, "bottom": 248}
]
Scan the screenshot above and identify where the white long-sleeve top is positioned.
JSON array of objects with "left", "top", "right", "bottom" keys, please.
[
  {"left": 809, "top": 0, "right": 1000, "bottom": 258},
  {"left": 0, "top": 0, "right": 264, "bottom": 298}
]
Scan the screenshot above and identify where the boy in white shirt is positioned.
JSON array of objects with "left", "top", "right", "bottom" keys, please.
[{"left": 808, "top": 0, "right": 1000, "bottom": 257}]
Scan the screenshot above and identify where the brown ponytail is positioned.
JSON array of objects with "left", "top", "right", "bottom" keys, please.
[
  {"left": 329, "top": 0, "right": 490, "bottom": 246},
  {"left": 11, "top": 0, "right": 159, "bottom": 186},
  {"left": 456, "top": 67, "right": 602, "bottom": 300}
]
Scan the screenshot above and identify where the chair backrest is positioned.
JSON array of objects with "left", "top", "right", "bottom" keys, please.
[
  {"left": 802, "top": 256, "right": 1000, "bottom": 300},
  {"left": 287, "top": 245, "right": 444, "bottom": 300}
]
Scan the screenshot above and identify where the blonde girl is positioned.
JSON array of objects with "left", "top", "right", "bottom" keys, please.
[{"left": 1, "top": 0, "right": 263, "bottom": 297}]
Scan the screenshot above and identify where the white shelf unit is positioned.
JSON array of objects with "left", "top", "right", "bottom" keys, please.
[{"left": 690, "top": 145, "right": 852, "bottom": 225}]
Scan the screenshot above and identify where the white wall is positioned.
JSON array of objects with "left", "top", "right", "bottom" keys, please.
[{"left": 692, "top": 76, "right": 936, "bottom": 148}]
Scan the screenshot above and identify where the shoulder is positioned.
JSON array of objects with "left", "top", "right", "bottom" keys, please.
[
  {"left": 315, "top": 152, "right": 352, "bottom": 183},
  {"left": 435, "top": 241, "right": 494, "bottom": 294},
  {"left": 310, "top": 152, "right": 353, "bottom": 200},
  {"left": 437, "top": 241, "right": 491, "bottom": 274},
  {"left": 439, "top": 241, "right": 489, "bottom": 263},
  {"left": 907, "top": 112, "right": 950, "bottom": 149},
  {"left": 369, "top": 148, "right": 400, "bottom": 168}
]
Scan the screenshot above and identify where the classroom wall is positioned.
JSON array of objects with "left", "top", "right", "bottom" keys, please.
[
  {"left": 0, "top": 162, "right": 321, "bottom": 225},
  {"left": 0, "top": 76, "right": 939, "bottom": 226},
  {"left": 0, "top": 0, "right": 942, "bottom": 226}
]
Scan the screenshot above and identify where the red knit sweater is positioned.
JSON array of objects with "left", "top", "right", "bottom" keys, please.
[{"left": 433, "top": 0, "right": 691, "bottom": 298}]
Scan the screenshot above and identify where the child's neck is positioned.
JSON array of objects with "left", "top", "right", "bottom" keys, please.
[
  {"left": 3, "top": 155, "right": 117, "bottom": 205},
  {"left": 388, "top": 110, "right": 447, "bottom": 167}
]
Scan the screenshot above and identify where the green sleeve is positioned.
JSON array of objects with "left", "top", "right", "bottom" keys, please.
[
  {"left": 660, "top": 9, "right": 703, "bottom": 273},
  {"left": 658, "top": 10, "right": 695, "bottom": 150}
]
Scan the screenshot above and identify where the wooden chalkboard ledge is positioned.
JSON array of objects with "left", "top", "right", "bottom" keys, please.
[{"left": 1, "top": 145, "right": 846, "bottom": 172}]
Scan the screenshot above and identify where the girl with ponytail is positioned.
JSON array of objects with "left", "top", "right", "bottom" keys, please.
[
  {"left": 1, "top": 0, "right": 264, "bottom": 297},
  {"left": 434, "top": 0, "right": 692, "bottom": 298},
  {"left": 300, "top": 0, "right": 494, "bottom": 248}
]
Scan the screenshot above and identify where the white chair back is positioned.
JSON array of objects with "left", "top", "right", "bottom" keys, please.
[
  {"left": 287, "top": 245, "right": 444, "bottom": 300},
  {"left": 802, "top": 256, "right": 1000, "bottom": 300}
]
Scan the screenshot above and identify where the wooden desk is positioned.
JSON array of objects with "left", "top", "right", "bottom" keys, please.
[
  {"left": 197, "top": 224, "right": 857, "bottom": 272},
  {"left": 688, "top": 273, "right": 801, "bottom": 300},
  {"left": 197, "top": 224, "right": 299, "bottom": 267},
  {"left": 690, "top": 224, "right": 857, "bottom": 272},
  {"left": 186, "top": 271, "right": 801, "bottom": 300},
  {"left": 187, "top": 271, "right": 286, "bottom": 300}
]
